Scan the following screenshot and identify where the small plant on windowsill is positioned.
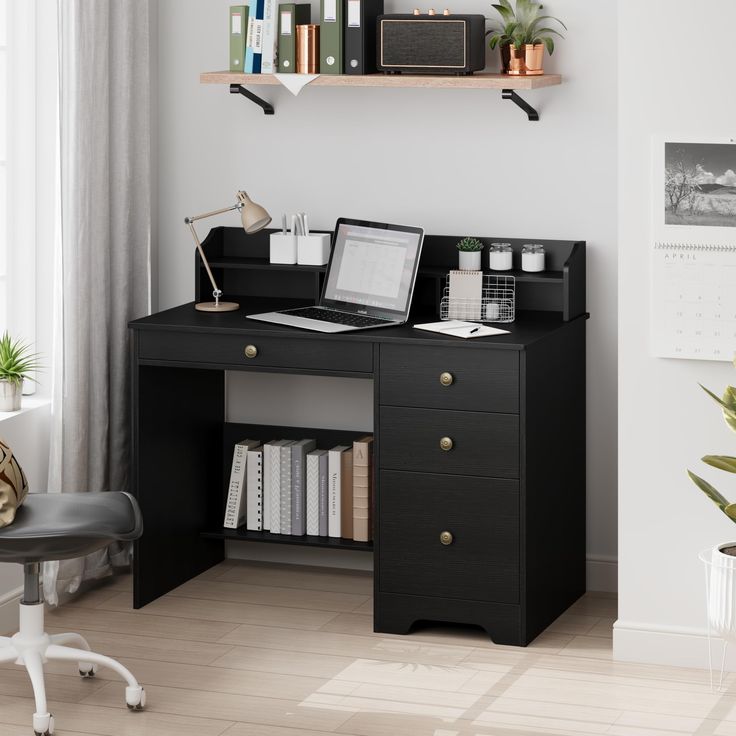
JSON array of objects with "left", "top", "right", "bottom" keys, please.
[
  {"left": 457, "top": 237, "right": 484, "bottom": 271},
  {"left": 0, "top": 332, "right": 41, "bottom": 412}
]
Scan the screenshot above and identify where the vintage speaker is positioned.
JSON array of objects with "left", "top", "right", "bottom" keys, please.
[{"left": 376, "top": 13, "right": 486, "bottom": 75}]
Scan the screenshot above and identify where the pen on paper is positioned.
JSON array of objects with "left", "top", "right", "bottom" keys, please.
[{"left": 469, "top": 326, "right": 480, "bottom": 334}]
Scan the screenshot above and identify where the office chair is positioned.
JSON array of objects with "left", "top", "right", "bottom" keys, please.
[{"left": 0, "top": 492, "right": 145, "bottom": 735}]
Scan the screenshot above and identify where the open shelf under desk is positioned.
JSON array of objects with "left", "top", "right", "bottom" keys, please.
[{"left": 202, "top": 527, "right": 373, "bottom": 551}]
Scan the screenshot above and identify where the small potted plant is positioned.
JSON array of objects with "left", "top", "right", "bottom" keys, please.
[
  {"left": 487, "top": 0, "right": 565, "bottom": 76},
  {"left": 0, "top": 332, "right": 41, "bottom": 412},
  {"left": 457, "top": 237, "right": 483, "bottom": 270},
  {"left": 689, "top": 363, "right": 736, "bottom": 639}
]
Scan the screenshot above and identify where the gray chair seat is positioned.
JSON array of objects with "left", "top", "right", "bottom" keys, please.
[{"left": 0, "top": 492, "right": 142, "bottom": 563}]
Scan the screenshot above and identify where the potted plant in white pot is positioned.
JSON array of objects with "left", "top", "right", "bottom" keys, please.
[
  {"left": 487, "top": 0, "right": 566, "bottom": 76},
  {"left": 457, "top": 237, "right": 484, "bottom": 270},
  {"left": 0, "top": 332, "right": 41, "bottom": 412},
  {"left": 689, "top": 362, "right": 736, "bottom": 641}
]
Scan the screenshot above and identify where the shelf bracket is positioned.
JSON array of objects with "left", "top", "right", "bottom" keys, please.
[
  {"left": 501, "top": 89, "right": 539, "bottom": 122},
  {"left": 230, "top": 83, "right": 275, "bottom": 115}
]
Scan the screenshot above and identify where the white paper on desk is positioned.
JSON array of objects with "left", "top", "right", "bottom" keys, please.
[
  {"left": 413, "top": 321, "right": 510, "bottom": 339},
  {"left": 274, "top": 73, "right": 319, "bottom": 96}
]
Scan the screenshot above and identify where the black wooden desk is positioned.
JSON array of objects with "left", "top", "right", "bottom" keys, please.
[{"left": 129, "top": 229, "right": 586, "bottom": 646}]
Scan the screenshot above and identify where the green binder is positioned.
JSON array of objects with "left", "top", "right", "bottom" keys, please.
[
  {"left": 229, "top": 5, "right": 249, "bottom": 71},
  {"left": 277, "top": 3, "right": 311, "bottom": 73},
  {"left": 320, "top": 0, "right": 343, "bottom": 73}
]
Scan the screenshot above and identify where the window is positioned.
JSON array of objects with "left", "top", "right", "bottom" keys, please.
[{"left": 0, "top": 0, "right": 8, "bottom": 330}]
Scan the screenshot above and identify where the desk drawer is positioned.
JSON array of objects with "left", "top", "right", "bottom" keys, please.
[
  {"left": 380, "top": 344, "right": 518, "bottom": 413},
  {"left": 379, "top": 470, "right": 519, "bottom": 603},
  {"left": 380, "top": 407, "right": 519, "bottom": 478},
  {"left": 137, "top": 331, "right": 373, "bottom": 373}
]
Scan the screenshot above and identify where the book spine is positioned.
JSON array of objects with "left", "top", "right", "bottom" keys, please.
[
  {"left": 244, "top": 0, "right": 255, "bottom": 72},
  {"left": 262, "top": 444, "right": 271, "bottom": 531},
  {"left": 246, "top": 449, "right": 263, "bottom": 531},
  {"left": 328, "top": 449, "right": 342, "bottom": 538},
  {"left": 318, "top": 453, "right": 329, "bottom": 536},
  {"left": 269, "top": 443, "right": 282, "bottom": 534},
  {"left": 229, "top": 5, "right": 249, "bottom": 72},
  {"left": 224, "top": 444, "right": 248, "bottom": 529},
  {"left": 252, "top": 0, "right": 265, "bottom": 73},
  {"left": 292, "top": 446, "right": 305, "bottom": 536},
  {"left": 340, "top": 449, "right": 354, "bottom": 539},
  {"left": 353, "top": 437, "right": 373, "bottom": 542},
  {"left": 280, "top": 445, "right": 293, "bottom": 535},
  {"left": 261, "top": 0, "right": 278, "bottom": 73},
  {"left": 306, "top": 454, "right": 320, "bottom": 536}
]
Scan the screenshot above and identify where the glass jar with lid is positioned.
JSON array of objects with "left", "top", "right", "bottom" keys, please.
[
  {"left": 488, "top": 242, "right": 513, "bottom": 271},
  {"left": 521, "top": 244, "right": 545, "bottom": 272}
]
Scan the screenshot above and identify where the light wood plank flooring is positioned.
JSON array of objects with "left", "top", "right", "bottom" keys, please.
[{"left": 0, "top": 560, "right": 729, "bottom": 735}]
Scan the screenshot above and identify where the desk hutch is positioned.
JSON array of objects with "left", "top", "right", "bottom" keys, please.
[{"left": 129, "top": 227, "right": 586, "bottom": 646}]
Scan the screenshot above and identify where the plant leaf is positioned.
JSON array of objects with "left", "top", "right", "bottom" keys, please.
[
  {"left": 543, "top": 36, "right": 554, "bottom": 55},
  {"left": 689, "top": 470, "right": 732, "bottom": 514},
  {"left": 700, "top": 384, "right": 736, "bottom": 426},
  {"left": 703, "top": 455, "right": 736, "bottom": 474},
  {"left": 725, "top": 503, "right": 736, "bottom": 522}
]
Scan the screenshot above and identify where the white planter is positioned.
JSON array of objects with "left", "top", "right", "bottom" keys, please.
[
  {"left": 458, "top": 251, "right": 482, "bottom": 271},
  {"left": 0, "top": 380, "right": 21, "bottom": 411},
  {"left": 705, "top": 542, "right": 736, "bottom": 638}
]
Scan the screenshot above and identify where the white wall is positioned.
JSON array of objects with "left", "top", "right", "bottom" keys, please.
[
  {"left": 157, "top": 0, "right": 618, "bottom": 586},
  {"left": 615, "top": 0, "right": 736, "bottom": 668}
]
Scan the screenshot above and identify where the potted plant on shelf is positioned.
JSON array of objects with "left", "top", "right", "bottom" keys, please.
[
  {"left": 0, "top": 332, "right": 41, "bottom": 412},
  {"left": 487, "top": 0, "right": 566, "bottom": 76},
  {"left": 689, "top": 363, "right": 736, "bottom": 641},
  {"left": 457, "top": 237, "right": 484, "bottom": 271}
]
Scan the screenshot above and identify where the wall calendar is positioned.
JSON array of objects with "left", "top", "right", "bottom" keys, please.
[{"left": 651, "top": 137, "right": 736, "bottom": 362}]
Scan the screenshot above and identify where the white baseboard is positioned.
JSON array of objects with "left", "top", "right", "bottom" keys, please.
[
  {"left": 613, "top": 619, "right": 736, "bottom": 671},
  {"left": 586, "top": 554, "right": 618, "bottom": 593},
  {"left": 0, "top": 586, "right": 22, "bottom": 635}
]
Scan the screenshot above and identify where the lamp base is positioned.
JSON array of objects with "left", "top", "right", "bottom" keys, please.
[{"left": 195, "top": 301, "right": 239, "bottom": 313}]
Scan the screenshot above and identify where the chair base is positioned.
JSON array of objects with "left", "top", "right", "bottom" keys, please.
[{"left": 0, "top": 602, "right": 145, "bottom": 734}]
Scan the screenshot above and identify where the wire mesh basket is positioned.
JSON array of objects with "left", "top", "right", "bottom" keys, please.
[{"left": 440, "top": 274, "right": 516, "bottom": 323}]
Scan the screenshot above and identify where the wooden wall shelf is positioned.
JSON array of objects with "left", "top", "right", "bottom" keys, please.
[{"left": 200, "top": 71, "right": 562, "bottom": 121}]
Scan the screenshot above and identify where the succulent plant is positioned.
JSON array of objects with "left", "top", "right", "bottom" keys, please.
[
  {"left": 0, "top": 332, "right": 41, "bottom": 385},
  {"left": 456, "top": 237, "right": 484, "bottom": 252},
  {"left": 487, "top": 0, "right": 566, "bottom": 55}
]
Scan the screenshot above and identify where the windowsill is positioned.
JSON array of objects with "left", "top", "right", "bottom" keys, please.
[{"left": 0, "top": 396, "right": 52, "bottom": 423}]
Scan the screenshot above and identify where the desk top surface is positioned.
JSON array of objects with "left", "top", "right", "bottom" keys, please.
[{"left": 130, "top": 299, "right": 585, "bottom": 351}]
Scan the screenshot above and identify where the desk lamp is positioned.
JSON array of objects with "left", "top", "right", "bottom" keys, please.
[{"left": 185, "top": 191, "right": 272, "bottom": 312}]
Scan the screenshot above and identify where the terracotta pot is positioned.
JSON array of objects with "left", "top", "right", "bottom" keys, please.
[
  {"left": 507, "top": 43, "right": 545, "bottom": 76},
  {"left": 0, "top": 380, "right": 21, "bottom": 412}
]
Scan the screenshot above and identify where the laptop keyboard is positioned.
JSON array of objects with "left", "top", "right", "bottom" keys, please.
[{"left": 282, "top": 307, "right": 393, "bottom": 328}]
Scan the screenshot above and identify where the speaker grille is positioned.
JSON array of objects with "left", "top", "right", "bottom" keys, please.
[{"left": 381, "top": 20, "right": 466, "bottom": 68}]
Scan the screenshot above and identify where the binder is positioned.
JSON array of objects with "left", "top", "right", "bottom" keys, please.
[
  {"left": 245, "top": 0, "right": 265, "bottom": 72},
  {"left": 328, "top": 445, "right": 349, "bottom": 537},
  {"left": 229, "top": 5, "right": 249, "bottom": 72},
  {"left": 320, "top": 0, "right": 343, "bottom": 74},
  {"left": 279, "top": 440, "right": 296, "bottom": 534},
  {"left": 344, "top": 0, "right": 383, "bottom": 74},
  {"left": 277, "top": 3, "right": 311, "bottom": 73},
  {"left": 340, "top": 448, "right": 354, "bottom": 539},
  {"left": 261, "top": 0, "right": 279, "bottom": 74},
  {"left": 223, "top": 439, "right": 260, "bottom": 529},
  {"left": 246, "top": 447, "right": 263, "bottom": 531},
  {"left": 267, "top": 439, "right": 289, "bottom": 534}
]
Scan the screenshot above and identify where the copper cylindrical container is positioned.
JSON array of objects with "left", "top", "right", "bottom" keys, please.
[
  {"left": 507, "top": 43, "right": 545, "bottom": 76},
  {"left": 296, "top": 24, "right": 319, "bottom": 74}
]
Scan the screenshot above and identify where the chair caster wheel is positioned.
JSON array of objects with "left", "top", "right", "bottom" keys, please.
[
  {"left": 79, "top": 662, "right": 97, "bottom": 678},
  {"left": 33, "top": 713, "right": 54, "bottom": 735},
  {"left": 125, "top": 686, "right": 146, "bottom": 711}
]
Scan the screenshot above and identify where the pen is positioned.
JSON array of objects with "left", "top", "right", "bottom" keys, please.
[
  {"left": 303, "top": 213, "right": 310, "bottom": 236},
  {"left": 281, "top": 214, "right": 287, "bottom": 234},
  {"left": 469, "top": 326, "right": 480, "bottom": 334},
  {"left": 290, "top": 214, "right": 297, "bottom": 236}
]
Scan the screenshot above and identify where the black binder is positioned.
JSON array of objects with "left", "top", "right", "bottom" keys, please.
[{"left": 344, "top": 0, "right": 383, "bottom": 74}]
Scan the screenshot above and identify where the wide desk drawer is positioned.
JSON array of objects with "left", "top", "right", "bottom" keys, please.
[
  {"left": 379, "top": 470, "right": 519, "bottom": 603},
  {"left": 380, "top": 344, "right": 518, "bottom": 413},
  {"left": 138, "top": 331, "right": 373, "bottom": 373},
  {"left": 379, "top": 407, "right": 519, "bottom": 478}
]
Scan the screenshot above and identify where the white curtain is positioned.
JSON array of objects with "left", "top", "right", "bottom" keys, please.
[{"left": 45, "top": 0, "right": 152, "bottom": 604}]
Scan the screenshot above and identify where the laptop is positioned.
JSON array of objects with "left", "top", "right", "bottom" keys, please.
[{"left": 247, "top": 218, "right": 425, "bottom": 333}]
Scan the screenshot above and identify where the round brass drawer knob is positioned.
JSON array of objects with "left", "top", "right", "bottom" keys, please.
[
  {"left": 244, "top": 344, "right": 258, "bottom": 359},
  {"left": 439, "top": 372, "right": 454, "bottom": 387},
  {"left": 440, "top": 531, "right": 454, "bottom": 546},
  {"left": 440, "top": 436, "right": 453, "bottom": 451}
]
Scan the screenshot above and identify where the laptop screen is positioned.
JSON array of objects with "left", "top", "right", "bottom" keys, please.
[{"left": 322, "top": 221, "right": 424, "bottom": 317}]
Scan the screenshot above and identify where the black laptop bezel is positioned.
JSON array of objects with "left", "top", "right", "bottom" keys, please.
[{"left": 318, "top": 218, "right": 425, "bottom": 322}]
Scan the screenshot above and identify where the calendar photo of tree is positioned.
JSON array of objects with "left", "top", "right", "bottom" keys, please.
[{"left": 665, "top": 142, "right": 736, "bottom": 227}]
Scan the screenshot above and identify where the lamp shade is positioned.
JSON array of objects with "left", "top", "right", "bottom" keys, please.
[{"left": 237, "top": 191, "right": 272, "bottom": 234}]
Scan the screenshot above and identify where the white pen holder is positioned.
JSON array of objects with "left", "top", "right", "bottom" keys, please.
[
  {"left": 270, "top": 233, "right": 298, "bottom": 264},
  {"left": 297, "top": 233, "right": 331, "bottom": 266}
]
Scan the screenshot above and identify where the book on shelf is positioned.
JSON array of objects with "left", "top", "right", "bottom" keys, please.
[
  {"left": 246, "top": 446, "right": 264, "bottom": 531},
  {"left": 224, "top": 438, "right": 261, "bottom": 529},
  {"left": 279, "top": 440, "right": 297, "bottom": 534},
  {"left": 229, "top": 5, "right": 250, "bottom": 72},
  {"left": 328, "top": 445, "right": 349, "bottom": 538},
  {"left": 318, "top": 450, "right": 329, "bottom": 536},
  {"left": 353, "top": 435, "right": 374, "bottom": 542},
  {"left": 340, "top": 447, "right": 354, "bottom": 540},
  {"left": 291, "top": 439, "right": 317, "bottom": 536},
  {"left": 261, "top": 0, "right": 279, "bottom": 73},
  {"left": 266, "top": 439, "right": 289, "bottom": 534},
  {"left": 244, "top": 0, "right": 264, "bottom": 73},
  {"left": 306, "top": 449, "right": 327, "bottom": 536}
]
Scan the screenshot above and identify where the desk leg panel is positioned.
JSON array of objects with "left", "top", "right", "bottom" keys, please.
[{"left": 133, "top": 364, "right": 225, "bottom": 608}]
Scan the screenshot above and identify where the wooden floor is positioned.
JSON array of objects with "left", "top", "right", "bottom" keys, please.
[{"left": 0, "top": 560, "right": 730, "bottom": 735}]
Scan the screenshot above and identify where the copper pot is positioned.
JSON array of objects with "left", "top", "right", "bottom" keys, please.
[{"left": 507, "top": 43, "right": 545, "bottom": 76}]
